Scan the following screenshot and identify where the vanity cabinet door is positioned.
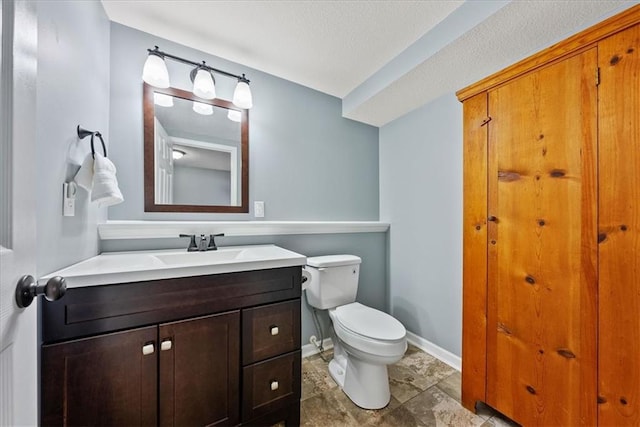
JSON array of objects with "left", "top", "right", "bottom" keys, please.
[
  {"left": 159, "top": 311, "right": 240, "bottom": 427},
  {"left": 41, "top": 326, "right": 158, "bottom": 426}
]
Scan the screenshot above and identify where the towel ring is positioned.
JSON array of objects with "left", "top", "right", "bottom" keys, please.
[
  {"left": 90, "top": 133, "right": 107, "bottom": 159},
  {"left": 77, "top": 125, "right": 107, "bottom": 159}
]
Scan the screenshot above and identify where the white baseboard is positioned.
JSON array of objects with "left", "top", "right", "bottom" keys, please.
[
  {"left": 406, "top": 331, "right": 461, "bottom": 372},
  {"left": 302, "top": 332, "right": 460, "bottom": 372},
  {"left": 301, "top": 337, "right": 334, "bottom": 358}
]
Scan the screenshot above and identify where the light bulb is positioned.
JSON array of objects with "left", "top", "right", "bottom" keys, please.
[
  {"left": 172, "top": 149, "right": 185, "bottom": 160},
  {"left": 193, "top": 101, "right": 213, "bottom": 115},
  {"left": 233, "top": 79, "right": 253, "bottom": 109},
  {"left": 227, "top": 109, "right": 242, "bottom": 122},
  {"left": 192, "top": 68, "right": 216, "bottom": 99},
  {"left": 142, "top": 53, "right": 170, "bottom": 88},
  {"left": 154, "top": 93, "right": 174, "bottom": 107}
]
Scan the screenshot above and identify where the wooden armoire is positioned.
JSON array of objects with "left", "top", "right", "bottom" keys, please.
[{"left": 459, "top": 5, "right": 639, "bottom": 426}]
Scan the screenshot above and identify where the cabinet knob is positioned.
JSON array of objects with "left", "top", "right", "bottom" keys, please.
[
  {"left": 270, "top": 326, "right": 279, "bottom": 336},
  {"left": 270, "top": 380, "right": 279, "bottom": 391},
  {"left": 161, "top": 339, "right": 172, "bottom": 351},
  {"left": 142, "top": 343, "right": 155, "bottom": 355}
]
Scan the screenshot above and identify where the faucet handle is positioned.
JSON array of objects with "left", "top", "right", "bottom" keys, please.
[
  {"left": 207, "top": 233, "right": 225, "bottom": 251},
  {"left": 179, "top": 234, "right": 197, "bottom": 251}
]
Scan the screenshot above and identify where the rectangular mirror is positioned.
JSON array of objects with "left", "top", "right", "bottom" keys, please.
[{"left": 143, "top": 83, "right": 249, "bottom": 213}]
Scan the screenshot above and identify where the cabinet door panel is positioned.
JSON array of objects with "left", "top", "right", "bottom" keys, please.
[
  {"left": 486, "top": 48, "right": 597, "bottom": 425},
  {"left": 42, "top": 326, "right": 158, "bottom": 426},
  {"left": 598, "top": 23, "right": 640, "bottom": 426},
  {"left": 159, "top": 311, "right": 240, "bottom": 427}
]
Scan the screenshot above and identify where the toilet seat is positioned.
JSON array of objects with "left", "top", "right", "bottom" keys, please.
[
  {"left": 333, "top": 302, "right": 405, "bottom": 341},
  {"left": 330, "top": 303, "right": 406, "bottom": 358}
]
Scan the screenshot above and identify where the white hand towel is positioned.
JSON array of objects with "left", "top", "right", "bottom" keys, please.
[
  {"left": 74, "top": 153, "right": 94, "bottom": 191},
  {"left": 91, "top": 153, "right": 124, "bottom": 207}
]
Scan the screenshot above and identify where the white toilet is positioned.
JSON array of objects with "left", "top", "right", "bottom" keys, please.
[{"left": 303, "top": 255, "right": 407, "bottom": 409}]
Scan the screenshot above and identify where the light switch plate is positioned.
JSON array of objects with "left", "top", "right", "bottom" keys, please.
[{"left": 254, "top": 201, "right": 265, "bottom": 218}]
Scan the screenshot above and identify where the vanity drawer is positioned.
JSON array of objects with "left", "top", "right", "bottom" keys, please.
[
  {"left": 242, "top": 299, "right": 301, "bottom": 365},
  {"left": 242, "top": 351, "right": 301, "bottom": 422}
]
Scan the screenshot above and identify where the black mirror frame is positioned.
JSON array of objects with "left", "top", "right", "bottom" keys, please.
[{"left": 143, "top": 83, "right": 249, "bottom": 213}]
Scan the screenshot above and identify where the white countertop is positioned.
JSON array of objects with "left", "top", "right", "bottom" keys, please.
[{"left": 42, "top": 245, "right": 307, "bottom": 288}]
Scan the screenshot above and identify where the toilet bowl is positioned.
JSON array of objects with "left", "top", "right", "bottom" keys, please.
[{"left": 304, "top": 255, "right": 407, "bottom": 409}]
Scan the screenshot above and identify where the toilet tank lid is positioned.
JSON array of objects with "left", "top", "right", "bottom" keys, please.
[{"left": 306, "top": 255, "right": 362, "bottom": 268}]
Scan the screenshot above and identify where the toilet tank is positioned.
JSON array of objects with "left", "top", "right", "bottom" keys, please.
[{"left": 305, "top": 255, "right": 361, "bottom": 310}]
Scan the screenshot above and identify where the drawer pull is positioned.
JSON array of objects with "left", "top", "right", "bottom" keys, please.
[
  {"left": 161, "top": 339, "right": 172, "bottom": 351},
  {"left": 270, "top": 326, "right": 279, "bottom": 336},
  {"left": 142, "top": 343, "right": 155, "bottom": 355},
  {"left": 270, "top": 380, "right": 279, "bottom": 391}
]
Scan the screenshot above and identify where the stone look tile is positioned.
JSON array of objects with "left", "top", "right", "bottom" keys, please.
[
  {"left": 403, "top": 386, "right": 486, "bottom": 426},
  {"left": 435, "top": 371, "right": 461, "bottom": 403},
  {"left": 301, "top": 346, "right": 502, "bottom": 427},
  {"left": 372, "top": 405, "right": 428, "bottom": 427},
  {"left": 301, "top": 388, "right": 359, "bottom": 427},
  {"left": 301, "top": 355, "right": 338, "bottom": 401}
]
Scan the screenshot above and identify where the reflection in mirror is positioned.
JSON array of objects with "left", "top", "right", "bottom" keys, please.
[{"left": 144, "top": 84, "right": 248, "bottom": 213}]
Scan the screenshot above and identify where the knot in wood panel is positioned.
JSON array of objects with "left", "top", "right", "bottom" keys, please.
[
  {"left": 525, "top": 275, "right": 536, "bottom": 285},
  {"left": 497, "top": 323, "right": 512, "bottom": 336},
  {"left": 598, "top": 233, "right": 607, "bottom": 243},
  {"left": 497, "top": 170, "right": 521, "bottom": 182},
  {"left": 549, "top": 169, "right": 566, "bottom": 178},
  {"left": 557, "top": 349, "right": 576, "bottom": 359},
  {"left": 597, "top": 396, "right": 607, "bottom": 404},
  {"left": 610, "top": 54, "right": 621, "bottom": 65},
  {"left": 620, "top": 224, "right": 628, "bottom": 231},
  {"left": 537, "top": 219, "right": 546, "bottom": 226},
  {"left": 526, "top": 385, "right": 537, "bottom": 395}
]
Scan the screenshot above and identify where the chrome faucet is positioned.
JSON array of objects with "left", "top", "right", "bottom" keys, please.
[{"left": 179, "top": 233, "right": 225, "bottom": 251}]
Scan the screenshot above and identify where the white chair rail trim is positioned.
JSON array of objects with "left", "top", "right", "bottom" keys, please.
[{"left": 98, "top": 220, "right": 390, "bottom": 240}]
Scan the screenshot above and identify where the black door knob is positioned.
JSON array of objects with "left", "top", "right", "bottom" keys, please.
[{"left": 15, "top": 275, "right": 67, "bottom": 308}]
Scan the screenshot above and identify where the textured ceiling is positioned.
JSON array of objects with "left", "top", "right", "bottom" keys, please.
[
  {"left": 102, "top": 0, "right": 638, "bottom": 127},
  {"left": 101, "top": 0, "right": 464, "bottom": 97}
]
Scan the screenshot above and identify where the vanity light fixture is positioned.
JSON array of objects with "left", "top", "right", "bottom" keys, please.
[
  {"left": 172, "top": 149, "right": 186, "bottom": 160},
  {"left": 154, "top": 93, "right": 174, "bottom": 107},
  {"left": 232, "top": 74, "right": 253, "bottom": 109},
  {"left": 193, "top": 101, "right": 214, "bottom": 116},
  {"left": 191, "top": 63, "right": 216, "bottom": 99},
  {"left": 142, "top": 50, "right": 170, "bottom": 88},
  {"left": 142, "top": 46, "right": 253, "bottom": 109},
  {"left": 227, "top": 109, "right": 242, "bottom": 122}
]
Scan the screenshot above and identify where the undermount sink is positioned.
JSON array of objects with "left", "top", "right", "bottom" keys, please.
[
  {"left": 42, "top": 244, "right": 307, "bottom": 288},
  {"left": 153, "top": 248, "right": 245, "bottom": 266}
]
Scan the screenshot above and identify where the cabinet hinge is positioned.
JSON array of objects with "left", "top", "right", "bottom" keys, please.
[
  {"left": 480, "top": 116, "right": 492, "bottom": 127},
  {"left": 596, "top": 67, "right": 600, "bottom": 86}
]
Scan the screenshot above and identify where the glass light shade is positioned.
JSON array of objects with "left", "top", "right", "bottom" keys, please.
[
  {"left": 142, "top": 54, "right": 170, "bottom": 88},
  {"left": 233, "top": 80, "right": 253, "bottom": 109},
  {"left": 154, "top": 93, "right": 174, "bottom": 107},
  {"left": 172, "top": 149, "right": 185, "bottom": 160},
  {"left": 192, "top": 69, "right": 216, "bottom": 99},
  {"left": 192, "top": 101, "right": 214, "bottom": 116},
  {"left": 227, "top": 109, "right": 242, "bottom": 122}
]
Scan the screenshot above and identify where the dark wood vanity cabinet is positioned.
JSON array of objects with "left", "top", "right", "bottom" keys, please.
[{"left": 41, "top": 266, "right": 302, "bottom": 427}]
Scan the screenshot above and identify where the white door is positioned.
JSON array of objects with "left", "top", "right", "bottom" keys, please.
[{"left": 0, "top": 1, "right": 39, "bottom": 425}]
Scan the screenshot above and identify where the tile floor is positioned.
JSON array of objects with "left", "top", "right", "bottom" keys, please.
[{"left": 300, "top": 345, "right": 520, "bottom": 426}]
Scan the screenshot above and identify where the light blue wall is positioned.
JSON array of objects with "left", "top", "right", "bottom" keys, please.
[
  {"left": 36, "top": 0, "right": 110, "bottom": 276},
  {"left": 104, "top": 23, "right": 384, "bottom": 345},
  {"left": 108, "top": 23, "right": 379, "bottom": 221},
  {"left": 380, "top": 93, "right": 463, "bottom": 356}
]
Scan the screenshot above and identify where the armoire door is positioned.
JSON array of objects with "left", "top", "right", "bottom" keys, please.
[
  {"left": 598, "top": 23, "right": 640, "bottom": 426},
  {"left": 486, "top": 48, "right": 598, "bottom": 425}
]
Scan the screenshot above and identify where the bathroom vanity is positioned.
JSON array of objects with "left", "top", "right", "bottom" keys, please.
[{"left": 39, "top": 245, "right": 305, "bottom": 426}]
